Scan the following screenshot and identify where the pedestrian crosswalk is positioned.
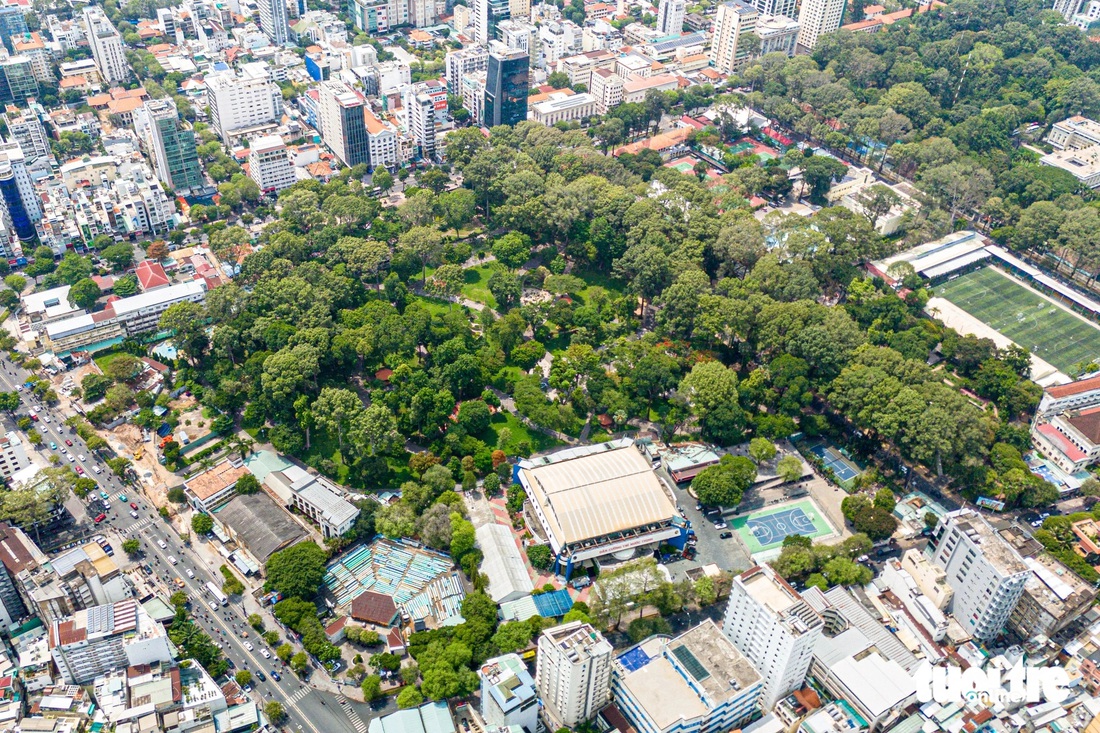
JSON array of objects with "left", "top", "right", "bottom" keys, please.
[
  {"left": 341, "top": 701, "right": 367, "bottom": 733},
  {"left": 286, "top": 686, "right": 312, "bottom": 704},
  {"left": 122, "top": 517, "right": 154, "bottom": 534}
]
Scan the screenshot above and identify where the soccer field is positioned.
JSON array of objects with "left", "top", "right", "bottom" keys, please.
[{"left": 935, "top": 267, "right": 1100, "bottom": 373}]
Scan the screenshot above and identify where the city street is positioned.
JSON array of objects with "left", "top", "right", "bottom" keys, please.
[{"left": 0, "top": 356, "right": 386, "bottom": 733}]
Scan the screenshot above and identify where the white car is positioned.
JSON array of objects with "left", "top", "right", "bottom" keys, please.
[
  {"left": 157, "top": 539, "right": 167, "bottom": 549},
  {"left": 78, "top": 454, "right": 86, "bottom": 461},
  {"left": 185, "top": 568, "right": 194, "bottom": 578},
  {"left": 714, "top": 522, "right": 728, "bottom": 530},
  {"left": 168, "top": 555, "right": 177, "bottom": 565},
  {"left": 42, "top": 415, "right": 50, "bottom": 422},
  {"left": 66, "top": 453, "right": 75, "bottom": 462},
  {"left": 261, "top": 649, "right": 271, "bottom": 659},
  {"left": 130, "top": 510, "right": 139, "bottom": 518},
  {"left": 244, "top": 642, "right": 254, "bottom": 651},
  {"left": 208, "top": 600, "right": 219, "bottom": 612},
  {"left": 92, "top": 465, "right": 102, "bottom": 474}
]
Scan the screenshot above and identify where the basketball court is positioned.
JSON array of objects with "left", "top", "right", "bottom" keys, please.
[{"left": 731, "top": 498, "right": 835, "bottom": 553}]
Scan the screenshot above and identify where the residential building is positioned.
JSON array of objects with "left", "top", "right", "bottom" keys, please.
[
  {"left": 510, "top": 0, "right": 531, "bottom": 20},
  {"left": 1009, "top": 552, "right": 1097, "bottom": 639},
  {"left": 1039, "top": 373, "right": 1100, "bottom": 417},
  {"left": 485, "top": 50, "right": 529, "bottom": 127},
  {"left": 559, "top": 50, "right": 617, "bottom": 89},
  {"left": 445, "top": 47, "right": 489, "bottom": 95},
  {"left": 0, "top": 141, "right": 40, "bottom": 240},
  {"left": 796, "top": 0, "right": 845, "bottom": 49},
  {"left": 723, "top": 565, "right": 824, "bottom": 709},
  {"left": 4, "top": 108, "right": 50, "bottom": 163},
  {"left": 248, "top": 135, "right": 296, "bottom": 194},
  {"left": 137, "top": 98, "right": 204, "bottom": 194},
  {"left": 183, "top": 460, "right": 250, "bottom": 513},
  {"left": 258, "top": 0, "right": 289, "bottom": 45},
  {"left": 84, "top": 7, "right": 130, "bottom": 84},
  {"left": 453, "top": 3, "right": 471, "bottom": 32},
  {"left": 536, "top": 621, "right": 613, "bottom": 729},
  {"left": 480, "top": 654, "right": 539, "bottom": 733},
  {"left": 1055, "top": 0, "right": 1083, "bottom": 19},
  {"left": 612, "top": 620, "right": 763, "bottom": 733},
  {"left": 348, "top": 0, "right": 392, "bottom": 33},
  {"left": 317, "top": 80, "right": 369, "bottom": 168},
  {"left": 205, "top": 62, "right": 283, "bottom": 144},
  {"left": 409, "top": 92, "right": 436, "bottom": 161},
  {"left": 656, "top": 0, "right": 686, "bottom": 34},
  {"left": 529, "top": 90, "right": 596, "bottom": 125},
  {"left": 12, "top": 33, "right": 53, "bottom": 82},
  {"left": 0, "top": 55, "right": 36, "bottom": 106},
  {"left": 589, "top": 68, "right": 623, "bottom": 114},
  {"left": 364, "top": 108, "right": 398, "bottom": 170},
  {"left": 0, "top": 431, "right": 28, "bottom": 479},
  {"left": 49, "top": 600, "right": 173, "bottom": 684},
  {"left": 926, "top": 509, "right": 1030, "bottom": 641},
  {"left": 0, "top": 6, "right": 26, "bottom": 53},
  {"left": 263, "top": 465, "right": 359, "bottom": 539},
  {"left": 410, "top": 0, "right": 437, "bottom": 27},
  {"left": 756, "top": 14, "right": 800, "bottom": 56},
  {"left": 752, "top": 0, "right": 796, "bottom": 20},
  {"left": 46, "top": 15, "right": 84, "bottom": 53},
  {"left": 710, "top": 0, "right": 757, "bottom": 73},
  {"left": 473, "top": 0, "right": 491, "bottom": 44}
]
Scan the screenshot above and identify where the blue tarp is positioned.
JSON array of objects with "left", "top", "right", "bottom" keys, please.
[{"left": 533, "top": 589, "right": 574, "bottom": 618}]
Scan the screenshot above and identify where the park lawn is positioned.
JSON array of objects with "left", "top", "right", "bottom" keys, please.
[
  {"left": 483, "top": 410, "right": 562, "bottom": 455},
  {"left": 300, "top": 433, "right": 352, "bottom": 486},
  {"left": 384, "top": 457, "right": 413, "bottom": 488},
  {"left": 412, "top": 296, "right": 455, "bottom": 317},
  {"left": 461, "top": 263, "right": 505, "bottom": 309},
  {"left": 93, "top": 350, "right": 128, "bottom": 372},
  {"left": 573, "top": 266, "right": 627, "bottom": 302}
]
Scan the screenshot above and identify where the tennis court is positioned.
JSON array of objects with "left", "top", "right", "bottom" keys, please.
[
  {"left": 807, "top": 443, "right": 860, "bottom": 483},
  {"left": 731, "top": 498, "right": 834, "bottom": 553},
  {"left": 936, "top": 266, "right": 1100, "bottom": 373}
]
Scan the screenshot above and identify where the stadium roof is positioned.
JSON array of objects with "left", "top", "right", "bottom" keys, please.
[
  {"left": 519, "top": 440, "right": 676, "bottom": 546},
  {"left": 475, "top": 523, "right": 533, "bottom": 604}
]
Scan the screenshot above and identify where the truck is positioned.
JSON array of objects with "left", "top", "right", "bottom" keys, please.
[{"left": 205, "top": 581, "right": 228, "bottom": 606}]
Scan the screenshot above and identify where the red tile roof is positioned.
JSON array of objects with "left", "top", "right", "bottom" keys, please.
[
  {"left": 136, "top": 260, "right": 170, "bottom": 291},
  {"left": 1046, "top": 374, "right": 1100, "bottom": 398},
  {"left": 1037, "top": 423, "right": 1087, "bottom": 461},
  {"left": 350, "top": 590, "right": 399, "bottom": 625}
]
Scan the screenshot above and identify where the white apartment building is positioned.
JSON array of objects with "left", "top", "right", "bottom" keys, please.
[
  {"left": 473, "top": 0, "right": 491, "bottom": 44},
  {"left": 499, "top": 19, "right": 538, "bottom": 56},
  {"left": 12, "top": 34, "right": 53, "bottom": 83},
  {"left": 796, "top": 0, "right": 845, "bottom": 49},
  {"left": 756, "top": 14, "right": 800, "bottom": 55},
  {"left": 205, "top": 62, "right": 283, "bottom": 144},
  {"left": 480, "top": 654, "right": 539, "bottom": 733},
  {"left": 410, "top": 0, "right": 438, "bottom": 27},
  {"left": 710, "top": 0, "right": 758, "bottom": 73},
  {"left": 445, "top": 47, "right": 489, "bottom": 95},
  {"left": 409, "top": 93, "right": 436, "bottom": 162},
  {"left": 364, "top": 109, "right": 398, "bottom": 170},
  {"left": 589, "top": 68, "right": 623, "bottom": 114},
  {"left": 559, "top": 50, "right": 617, "bottom": 89},
  {"left": 263, "top": 465, "right": 359, "bottom": 539},
  {"left": 926, "top": 509, "right": 1031, "bottom": 641},
  {"left": 248, "top": 135, "right": 296, "bottom": 194},
  {"left": 4, "top": 110, "right": 50, "bottom": 164},
  {"left": 0, "top": 432, "right": 28, "bottom": 479},
  {"left": 530, "top": 91, "right": 597, "bottom": 125},
  {"left": 723, "top": 565, "right": 824, "bottom": 709},
  {"left": 453, "top": 3, "right": 471, "bottom": 31},
  {"left": 46, "top": 15, "right": 85, "bottom": 52},
  {"left": 752, "top": 0, "right": 796, "bottom": 20},
  {"left": 540, "top": 20, "right": 580, "bottom": 65},
  {"left": 258, "top": 0, "right": 289, "bottom": 45},
  {"left": 657, "top": 0, "right": 686, "bottom": 35},
  {"left": 83, "top": 7, "right": 130, "bottom": 85},
  {"left": 50, "top": 600, "right": 173, "bottom": 684},
  {"left": 536, "top": 621, "right": 613, "bottom": 729}
]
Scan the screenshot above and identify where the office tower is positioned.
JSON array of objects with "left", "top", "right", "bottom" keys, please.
[
  {"left": 140, "top": 99, "right": 204, "bottom": 193},
  {"left": 509, "top": 0, "right": 531, "bottom": 20},
  {"left": 317, "top": 81, "right": 370, "bottom": 167},
  {"left": 480, "top": 654, "right": 539, "bottom": 733},
  {"left": 927, "top": 509, "right": 1031, "bottom": 641},
  {"left": 0, "top": 6, "right": 26, "bottom": 53},
  {"left": 49, "top": 600, "right": 173, "bottom": 684},
  {"left": 0, "top": 141, "right": 39, "bottom": 240},
  {"left": 0, "top": 56, "right": 36, "bottom": 106},
  {"left": 5, "top": 108, "right": 50, "bottom": 163},
  {"left": 709, "top": 0, "right": 758, "bottom": 74},
  {"left": 205, "top": 62, "right": 283, "bottom": 144},
  {"left": 484, "top": 50, "right": 528, "bottom": 127},
  {"left": 722, "top": 565, "right": 824, "bottom": 709},
  {"left": 751, "top": 0, "right": 796, "bottom": 21},
  {"left": 796, "top": 0, "right": 844, "bottom": 50},
  {"left": 83, "top": 7, "right": 130, "bottom": 84},
  {"left": 656, "top": 0, "right": 686, "bottom": 34},
  {"left": 247, "top": 135, "right": 296, "bottom": 194},
  {"left": 536, "top": 621, "right": 612, "bottom": 729},
  {"left": 446, "top": 47, "right": 489, "bottom": 95},
  {"left": 258, "top": 0, "right": 289, "bottom": 45},
  {"left": 409, "top": 92, "right": 436, "bottom": 161}
]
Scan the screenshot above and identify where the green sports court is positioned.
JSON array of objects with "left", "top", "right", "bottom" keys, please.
[
  {"left": 730, "top": 498, "right": 834, "bottom": 553},
  {"left": 935, "top": 266, "right": 1100, "bottom": 373}
]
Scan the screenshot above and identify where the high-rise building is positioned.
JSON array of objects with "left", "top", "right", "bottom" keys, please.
[
  {"left": 756, "top": 15, "right": 800, "bottom": 56},
  {"left": 656, "top": 0, "right": 686, "bottom": 35},
  {"left": 0, "top": 141, "right": 40, "bottom": 240},
  {"left": 139, "top": 99, "right": 204, "bottom": 193},
  {"left": 0, "top": 431, "right": 28, "bottom": 478},
  {"left": 479, "top": 654, "right": 539, "bottom": 733},
  {"left": 445, "top": 47, "right": 489, "bottom": 96},
  {"left": 1054, "top": 0, "right": 1083, "bottom": 19},
  {"left": 709, "top": 0, "right": 758, "bottom": 74},
  {"left": 205, "top": 62, "right": 283, "bottom": 144},
  {"left": 5, "top": 108, "right": 50, "bottom": 163},
  {"left": 927, "top": 509, "right": 1031, "bottom": 641},
  {"left": 49, "top": 600, "right": 173, "bottom": 684},
  {"left": 83, "top": 7, "right": 130, "bottom": 84},
  {"left": 796, "top": 0, "right": 844, "bottom": 50},
  {"left": 536, "top": 621, "right": 613, "bottom": 729},
  {"left": 410, "top": 0, "right": 437, "bottom": 26},
  {"left": 0, "top": 6, "right": 27, "bottom": 53},
  {"left": 484, "top": 50, "right": 528, "bottom": 127},
  {"left": 258, "top": 0, "right": 289, "bottom": 45},
  {"left": 751, "top": 0, "right": 796, "bottom": 22},
  {"left": 409, "top": 92, "right": 436, "bottom": 161},
  {"left": 0, "top": 55, "right": 37, "bottom": 106},
  {"left": 364, "top": 108, "right": 398, "bottom": 170},
  {"left": 473, "top": 0, "right": 491, "bottom": 44},
  {"left": 247, "top": 135, "right": 296, "bottom": 194},
  {"left": 722, "top": 565, "right": 824, "bottom": 709},
  {"left": 0, "top": 523, "right": 40, "bottom": 631},
  {"left": 509, "top": 0, "right": 531, "bottom": 20},
  {"left": 317, "top": 81, "right": 370, "bottom": 168}
]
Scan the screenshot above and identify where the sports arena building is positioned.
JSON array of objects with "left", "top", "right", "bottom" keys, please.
[{"left": 515, "top": 439, "right": 689, "bottom": 578}]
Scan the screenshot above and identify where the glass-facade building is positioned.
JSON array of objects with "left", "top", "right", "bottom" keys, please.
[
  {"left": 0, "top": 161, "right": 34, "bottom": 240},
  {"left": 0, "top": 57, "right": 37, "bottom": 107},
  {"left": 484, "top": 51, "right": 529, "bottom": 128}
]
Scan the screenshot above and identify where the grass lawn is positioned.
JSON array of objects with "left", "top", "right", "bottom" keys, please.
[
  {"left": 573, "top": 266, "right": 627, "bottom": 302},
  {"left": 460, "top": 263, "right": 505, "bottom": 309},
  {"left": 412, "top": 296, "right": 456, "bottom": 317},
  {"left": 93, "top": 350, "right": 128, "bottom": 372},
  {"left": 300, "top": 433, "right": 352, "bottom": 485},
  {"left": 482, "top": 410, "right": 562, "bottom": 455}
]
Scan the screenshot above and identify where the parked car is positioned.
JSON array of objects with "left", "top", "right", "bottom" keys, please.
[
  {"left": 94, "top": 513, "right": 106, "bottom": 523},
  {"left": 714, "top": 522, "right": 728, "bottom": 530},
  {"left": 719, "top": 531, "right": 733, "bottom": 539}
]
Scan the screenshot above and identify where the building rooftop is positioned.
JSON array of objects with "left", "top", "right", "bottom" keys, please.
[
  {"left": 830, "top": 651, "right": 916, "bottom": 719},
  {"left": 519, "top": 440, "right": 675, "bottom": 546},
  {"left": 185, "top": 461, "right": 249, "bottom": 502},
  {"left": 946, "top": 509, "right": 1029, "bottom": 576},
  {"left": 366, "top": 701, "right": 456, "bottom": 733},
  {"left": 349, "top": 589, "right": 399, "bottom": 626},
  {"left": 215, "top": 492, "right": 306, "bottom": 563},
  {"left": 1023, "top": 553, "right": 1096, "bottom": 617},
  {"left": 1046, "top": 373, "right": 1100, "bottom": 398},
  {"left": 480, "top": 654, "right": 537, "bottom": 715},
  {"left": 476, "top": 523, "right": 534, "bottom": 603},
  {"left": 543, "top": 621, "right": 612, "bottom": 661},
  {"left": 22, "top": 285, "right": 78, "bottom": 318},
  {"left": 1041, "top": 144, "right": 1100, "bottom": 182}
]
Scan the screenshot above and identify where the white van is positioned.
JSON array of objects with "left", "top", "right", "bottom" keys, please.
[
  {"left": 92, "top": 465, "right": 102, "bottom": 474},
  {"left": 168, "top": 556, "right": 178, "bottom": 565}
]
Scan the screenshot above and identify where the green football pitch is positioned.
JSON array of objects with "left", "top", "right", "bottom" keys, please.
[{"left": 935, "top": 267, "right": 1100, "bottom": 373}]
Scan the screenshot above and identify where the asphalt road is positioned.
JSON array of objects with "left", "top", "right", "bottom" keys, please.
[{"left": 0, "top": 356, "right": 385, "bottom": 733}]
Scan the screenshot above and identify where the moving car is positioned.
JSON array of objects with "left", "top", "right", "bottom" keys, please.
[
  {"left": 100, "top": 491, "right": 109, "bottom": 500},
  {"left": 270, "top": 670, "right": 281, "bottom": 681},
  {"left": 157, "top": 539, "right": 167, "bottom": 549},
  {"left": 168, "top": 556, "right": 177, "bottom": 565},
  {"left": 64, "top": 439, "right": 73, "bottom": 447},
  {"left": 129, "top": 502, "right": 138, "bottom": 510},
  {"left": 244, "top": 642, "right": 254, "bottom": 651},
  {"left": 49, "top": 442, "right": 56, "bottom": 450},
  {"left": 261, "top": 649, "right": 271, "bottom": 659},
  {"left": 75, "top": 466, "right": 84, "bottom": 475},
  {"left": 119, "top": 495, "right": 127, "bottom": 502},
  {"left": 256, "top": 671, "right": 267, "bottom": 682},
  {"left": 78, "top": 454, "right": 86, "bottom": 461},
  {"left": 714, "top": 522, "right": 728, "bottom": 530},
  {"left": 185, "top": 568, "right": 194, "bottom": 578},
  {"left": 94, "top": 513, "right": 106, "bottom": 523},
  {"left": 92, "top": 465, "right": 102, "bottom": 474}
]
